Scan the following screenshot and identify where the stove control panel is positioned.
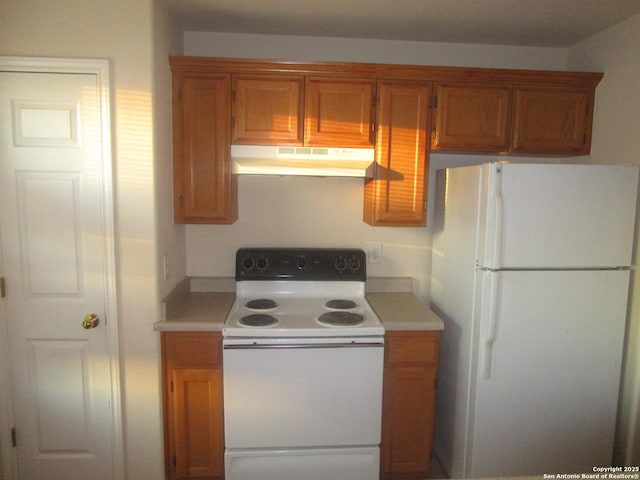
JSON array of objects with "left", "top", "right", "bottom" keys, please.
[{"left": 236, "top": 248, "right": 366, "bottom": 281}]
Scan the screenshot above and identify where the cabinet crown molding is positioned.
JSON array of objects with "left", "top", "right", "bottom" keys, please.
[{"left": 169, "top": 56, "right": 603, "bottom": 88}]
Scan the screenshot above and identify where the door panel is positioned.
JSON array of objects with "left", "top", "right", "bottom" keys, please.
[
  {"left": 0, "top": 70, "right": 115, "bottom": 480},
  {"left": 17, "top": 173, "right": 82, "bottom": 295},
  {"left": 29, "top": 339, "right": 91, "bottom": 453}
]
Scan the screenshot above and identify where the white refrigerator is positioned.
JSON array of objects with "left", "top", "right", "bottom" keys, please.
[{"left": 430, "top": 162, "right": 639, "bottom": 478}]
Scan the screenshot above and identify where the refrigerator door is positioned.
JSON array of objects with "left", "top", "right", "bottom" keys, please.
[
  {"left": 468, "top": 269, "right": 629, "bottom": 477},
  {"left": 481, "top": 163, "right": 638, "bottom": 269}
]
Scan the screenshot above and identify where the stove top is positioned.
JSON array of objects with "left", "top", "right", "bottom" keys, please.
[{"left": 223, "top": 248, "right": 384, "bottom": 338}]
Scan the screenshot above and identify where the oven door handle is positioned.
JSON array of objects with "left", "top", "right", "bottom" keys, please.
[{"left": 223, "top": 342, "right": 384, "bottom": 350}]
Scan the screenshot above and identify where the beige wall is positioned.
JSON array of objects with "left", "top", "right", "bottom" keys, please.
[
  {"left": 567, "top": 13, "right": 640, "bottom": 465},
  {"left": 182, "top": 32, "right": 568, "bottom": 301},
  {"left": 0, "top": 0, "right": 166, "bottom": 478}
]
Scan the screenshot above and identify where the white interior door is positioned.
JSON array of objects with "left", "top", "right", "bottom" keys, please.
[{"left": 0, "top": 63, "right": 120, "bottom": 480}]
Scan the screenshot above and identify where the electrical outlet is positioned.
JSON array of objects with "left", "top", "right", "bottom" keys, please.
[{"left": 366, "top": 243, "right": 383, "bottom": 264}]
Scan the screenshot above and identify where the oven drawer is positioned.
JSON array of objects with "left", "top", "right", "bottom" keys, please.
[
  {"left": 225, "top": 446, "right": 379, "bottom": 480},
  {"left": 223, "top": 342, "right": 384, "bottom": 449}
]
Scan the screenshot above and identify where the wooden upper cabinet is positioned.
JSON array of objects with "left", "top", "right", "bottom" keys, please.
[
  {"left": 172, "top": 72, "right": 237, "bottom": 224},
  {"left": 432, "top": 83, "right": 512, "bottom": 153},
  {"left": 364, "top": 81, "right": 430, "bottom": 227},
  {"left": 511, "top": 85, "right": 593, "bottom": 155},
  {"left": 232, "top": 75, "right": 304, "bottom": 144},
  {"left": 304, "top": 77, "right": 376, "bottom": 147}
]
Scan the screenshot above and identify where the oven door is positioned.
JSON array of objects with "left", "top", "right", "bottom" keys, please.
[{"left": 222, "top": 336, "right": 384, "bottom": 448}]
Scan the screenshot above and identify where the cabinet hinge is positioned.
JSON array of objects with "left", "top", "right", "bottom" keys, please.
[
  {"left": 11, "top": 427, "right": 16, "bottom": 447},
  {"left": 430, "top": 95, "right": 438, "bottom": 109},
  {"left": 424, "top": 200, "right": 428, "bottom": 212},
  {"left": 583, "top": 133, "right": 587, "bottom": 145},
  {"left": 0, "top": 277, "right": 5, "bottom": 298},
  {"left": 170, "top": 380, "right": 174, "bottom": 393}
]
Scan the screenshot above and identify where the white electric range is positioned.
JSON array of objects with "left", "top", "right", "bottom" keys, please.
[{"left": 222, "top": 248, "right": 385, "bottom": 480}]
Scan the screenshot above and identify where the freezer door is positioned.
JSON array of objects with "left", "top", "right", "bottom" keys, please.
[
  {"left": 482, "top": 163, "right": 638, "bottom": 268},
  {"left": 469, "top": 269, "right": 629, "bottom": 477}
]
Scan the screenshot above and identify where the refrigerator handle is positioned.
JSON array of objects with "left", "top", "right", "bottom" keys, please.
[
  {"left": 482, "top": 271, "right": 501, "bottom": 379},
  {"left": 490, "top": 164, "right": 504, "bottom": 269}
]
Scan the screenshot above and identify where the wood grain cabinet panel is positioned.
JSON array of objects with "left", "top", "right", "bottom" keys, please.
[
  {"left": 169, "top": 56, "right": 602, "bottom": 226},
  {"left": 364, "top": 81, "right": 430, "bottom": 226},
  {"left": 162, "top": 332, "right": 224, "bottom": 480},
  {"left": 381, "top": 331, "right": 440, "bottom": 479},
  {"left": 511, "top": 85, "right": 593, "bottom": 155},
  {"left": 304, "top": 77, "right": 376, "bottom": 147},
  {"left": 431, "top": 83, "right": 512, "bottom": 153},
  {"left": 232, "top": 75, "right": 304, "bottom": 144},
  {"left": 172, "top": 73, "right": 237, "bottom": 224}
]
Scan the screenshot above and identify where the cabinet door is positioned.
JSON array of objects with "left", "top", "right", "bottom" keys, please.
[
  {"left": 162, "top": 332, "right": 224, "bottom": 480},
  {"left": 172, "top": 73, "right": 237, "bottom": 224},
  {"left": 381, "top": 366, "right": 437, "bottom": 477},
  {"left": 381, "top": 331, "right": 440, "bottom": 479},
  {"left": 304, "top": 77, "right": 375, "bottom": 147},
  {"left": 511, "top": 85, "right": 593, "bottom": 155},
  {"left": 172, "top": 368, "right": 224, "bottom": 480},
  {"left": 364, "top": 82, "right": 430, "bottom": 226},
  {"left": 432, "top": 83, "right": 511, "bottom": 153},
  {"left": 232, "top": 75, "right": 303, "bottom": 144}
]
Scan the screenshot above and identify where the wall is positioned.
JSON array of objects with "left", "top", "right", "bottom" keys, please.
[
  {"left": 182, "top": 32, "right": 568, "bottom": 301},
  {"left": 0, "top": 0, "right": 165, "bottom": 478},
  {"left": 567, "top": 13, "right": 640, "bottom": 466},
  {"left": 154, "top": 1, "right": 186, "bottom": 300}
]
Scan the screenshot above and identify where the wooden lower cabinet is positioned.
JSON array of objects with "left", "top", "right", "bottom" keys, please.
[
  {"left": 161, "top": 329, "right": 439, "bottom": 480},
  {"left": 162, "top": 332, "right": 224, "bottom": 480},
  {"left": 380, "top": 330, "right": 440, "bottom": 479}
]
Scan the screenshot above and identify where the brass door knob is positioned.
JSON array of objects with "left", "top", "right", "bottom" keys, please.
[{"left": 82, "top": 313, "right": 100, "bottom": 329}]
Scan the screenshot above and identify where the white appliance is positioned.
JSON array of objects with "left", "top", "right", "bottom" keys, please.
[
  {"left": 223, "top": 248, "right": 385, "bottom": 480},
  {"left": 430, "top": 162, "right": 639, "bottom": 478}
]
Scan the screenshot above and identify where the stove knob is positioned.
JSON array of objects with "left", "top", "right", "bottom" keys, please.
[
  {"left": 334, "top": 256, "right": 347, "bottom": 272},
  {"left": 256, "top": 257, "right": 269, "bottom": 271},
  {"left": 242, "top": 257, "right": 255, "bottom": 271},
  {"left": 296, "top": 256, "right": 308, "bottom": 270},
  {"left": 348, "top": 256, "right": 362, "bottom": 272}
]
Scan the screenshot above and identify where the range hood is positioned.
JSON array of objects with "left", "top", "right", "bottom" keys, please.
[{"left": 231, "top": 145, "right": 375, "bottom": 177}]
